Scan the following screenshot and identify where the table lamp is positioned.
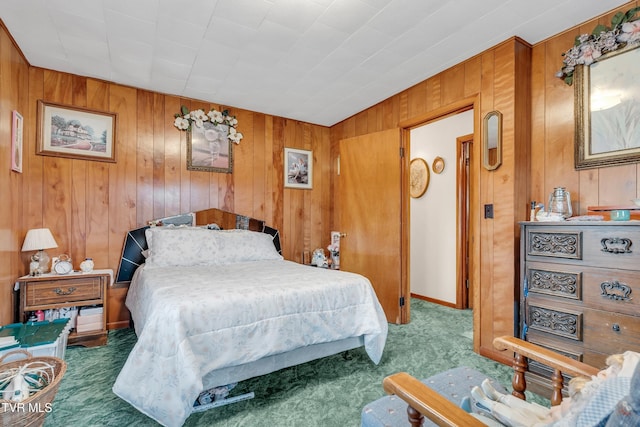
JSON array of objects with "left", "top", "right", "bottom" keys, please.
[{"left": 22, "top": 228, "right": 58, "bottom": 275}]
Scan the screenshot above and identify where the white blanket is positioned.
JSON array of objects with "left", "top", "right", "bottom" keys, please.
[{"left": 112, "top": 260, "right": 388, "bottom": 427}]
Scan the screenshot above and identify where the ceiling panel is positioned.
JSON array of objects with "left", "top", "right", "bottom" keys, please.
[{"left": 0, "top": 0, "right": 630, "bottom": 126}]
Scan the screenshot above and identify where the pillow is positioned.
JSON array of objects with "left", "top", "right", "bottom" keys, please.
[
  {"left": 144, "top": 227, "right": 281, "bottom": 268},
  {"left": 213, "top": 229, "right": 283, "bottom": 264},
  {"left": 144, "top": 223, "right": 187, "bottom": 254},
  {"left": 144, "top": 227, "right": 220, "bottom": 268}
]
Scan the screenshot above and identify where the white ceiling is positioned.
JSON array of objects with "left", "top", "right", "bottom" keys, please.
[{"left": 0, "top": 0, "right": 629, "bottom": 126}]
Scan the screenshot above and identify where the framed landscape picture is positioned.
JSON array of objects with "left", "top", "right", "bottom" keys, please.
[
  {"left": 284, "top": 148, "right": 312, "bottom": 189},
  {"left": 37, "top": 100, "right": 117, "bottom": 162}
]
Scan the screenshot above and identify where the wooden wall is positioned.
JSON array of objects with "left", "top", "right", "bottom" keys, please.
[
  {"left": 0, "top": 23, "right": 333, "bottom": 326},
  {"left": 0, "top": 23, "right": 30, "bottom": 325},
  {"left": 330, "top": 1, "right": 640, "bottom": 361},
  {"left": 330, "top": 37, "right": 532, "bottom": 362},
  {"left": 2, "top": 1, "right": 639, "bottom": 353},
  {"left": 530, "top": 0, "right": 640, "bottom": 210}
]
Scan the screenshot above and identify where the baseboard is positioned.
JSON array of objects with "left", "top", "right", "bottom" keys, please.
[
  {"left": 410, "top": 293, "right": 456, "bottom": 309},
  {"left": 107, "top": 320, "right": 130, "bottom": 330}
]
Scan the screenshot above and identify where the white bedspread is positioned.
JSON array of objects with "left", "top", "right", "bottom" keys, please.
[{"left": 112, "top": 260, "right": 388, "bottom": 427}]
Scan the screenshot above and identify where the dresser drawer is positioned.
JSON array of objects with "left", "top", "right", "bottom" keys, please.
[
  {"left": 582, "top": 227, "right": 640, "bottom": 270},
  {"left": 525, "top": 228, "right": 582, "bottom": 261},
  {"left": 524, "top": 224, "right": 640, "bottom": 270},
  {"left": 24, "top": 276, "right": 104, "bottom": 307},
  {"left": 525, "top": 262, "right": 583, "bottom": 301},
  {"left": 581, "top": 267, "right": 639, "bottom": 317},
  {"left": 525, "top": 301, "right": 583, "bottom": 341},
  {"left": 583, "top": 309, "right": 640, "bottom": 356},
  {"left": 525, "top": 262, "right": 639, "bottom": 316}
]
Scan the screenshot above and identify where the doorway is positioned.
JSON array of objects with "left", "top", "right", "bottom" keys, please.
[{"left": 409, "top": 110, "right": 473, "bottom": 308}]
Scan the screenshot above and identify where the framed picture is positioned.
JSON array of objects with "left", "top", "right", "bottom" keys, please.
[
  {"left": 575, "top": 44, "right": 640, "bottom": 169},
  {"left": 11, "top": 110, "right": 23, "bottom": 173},
  {"left": 187, "top": 122, "right": 233, "bottom": 173},
  {"left": 284, "top": 148, "right": 312, "bottom": 189},
  {"left": 37, "top": 100, "right": 116, "bottom": 162},
  {"left": 409, "top": 158, "right": 429, "bottom": 198}
]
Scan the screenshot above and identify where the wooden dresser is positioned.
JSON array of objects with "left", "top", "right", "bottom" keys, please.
[
  {"left": 17, "top": 270, "right": 111, "bottom": 347},
  {"left": 519, "top": 221, "right": 640, "bottom": 393}
]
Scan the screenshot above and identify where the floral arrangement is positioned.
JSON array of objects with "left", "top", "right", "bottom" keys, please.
[
  {"left": 557, "top": 7, "right": 640, "bottom": 85},
  {"left": 173, "top": 105, "right": 243, "bottom": 143}
]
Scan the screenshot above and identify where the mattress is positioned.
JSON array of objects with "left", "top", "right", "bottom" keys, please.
[{"left": 113, "top": 258, "right": 388, "bottom": 427}]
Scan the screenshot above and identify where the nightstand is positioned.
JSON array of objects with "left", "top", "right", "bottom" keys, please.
[{"left": 17, "top": 269, "right": 111, "bottom": 347}]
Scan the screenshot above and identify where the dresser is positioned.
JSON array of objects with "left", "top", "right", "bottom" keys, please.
[
  {"left": 519, "top": 221, "right": 640, "bottom": 394},
  {"left": 17, "top": 270, "right": 111, "bottom": 347}
]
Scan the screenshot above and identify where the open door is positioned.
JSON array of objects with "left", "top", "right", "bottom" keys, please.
[
  {"left": 457, "top": 134, "right": 473, "bottom": 309},
  {"left": 339, "top": 128, "right": 407, "bottom": 324}
]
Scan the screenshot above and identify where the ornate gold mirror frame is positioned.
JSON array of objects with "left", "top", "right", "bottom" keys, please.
[{"left": 574, "top": 44, "right": 640, "bottom": 169}]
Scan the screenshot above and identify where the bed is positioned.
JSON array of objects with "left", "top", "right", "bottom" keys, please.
[{"left": 111, "top": 209, "right": 388, "bottom": 427}]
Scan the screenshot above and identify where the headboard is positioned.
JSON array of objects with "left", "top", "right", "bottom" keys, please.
[{"left": 115, "top": 208, "right": 281, "bottom": 284}]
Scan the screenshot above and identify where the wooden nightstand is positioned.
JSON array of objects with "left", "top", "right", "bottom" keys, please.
[{"left": 17, "top": 269, "right": 112, "bottom": 347}]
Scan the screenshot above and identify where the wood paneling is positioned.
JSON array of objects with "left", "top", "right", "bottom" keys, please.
[
  {"left": 332, "top": 38, "right": 531, "bottom": 361},
  {"left": 1, "top": 21, "right": 332, "bottom": 325},
  {"left": 2, "top": 2, "right": 639, "bottom": 351},
  {"left": 330, "top": 2, "right": 640, "bottom": 361},
  {"left": 531, "top": 1, "right": 640, "bottom": 213},
  {"left": 0, "top": 22, "right": 30, "bottom": 325}
]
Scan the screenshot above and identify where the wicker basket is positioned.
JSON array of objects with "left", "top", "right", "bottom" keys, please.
[{"left": 0, "top": 349, "right": 67, "bottom": 427}]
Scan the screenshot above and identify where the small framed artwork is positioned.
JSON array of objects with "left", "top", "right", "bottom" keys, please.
[
  {"left": 409, "top": 158, "right": 429, "bottom": 198},
  {"left": 432, "top": 156, "right": 445, "bottom": 174},
  {"left": 11, "top": 110, "right": 23, "bottom": 172},
  {"left": 284, "top": 148, "right": 312, "bottom": 189},
  {"left": 37, "top": 100, "right": 117, "bottom": 162},
  {"left": 187, "top": 122, "right": 233, "bottom": 173}
]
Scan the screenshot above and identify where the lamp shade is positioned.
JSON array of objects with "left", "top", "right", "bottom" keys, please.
[{"left": 21, "top": 228, "right": 58, "bottom": 252}]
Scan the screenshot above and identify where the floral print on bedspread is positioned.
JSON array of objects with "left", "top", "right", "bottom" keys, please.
[{"left": 113, "top": 260, "right": 388, "bottom": 427}]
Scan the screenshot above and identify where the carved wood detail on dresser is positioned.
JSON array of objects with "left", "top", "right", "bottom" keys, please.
[{"left": 519, "top": 221, "right": 640, "bottom": 397}]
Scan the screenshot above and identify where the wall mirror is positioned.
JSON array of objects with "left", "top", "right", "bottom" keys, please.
[
  {"left": 483, "top": 110, "right": 502, "bottom": 171},
  {"left": 574, "top": 43, "right": 640, "bottom": 169}
]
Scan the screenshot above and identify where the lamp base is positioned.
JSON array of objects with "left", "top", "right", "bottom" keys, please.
[
  {"left": 29, "top": 257, "right": 40, "bottom": 276},
  {"left": 32, "top": 250, "right": 51, "bottom": 274}
]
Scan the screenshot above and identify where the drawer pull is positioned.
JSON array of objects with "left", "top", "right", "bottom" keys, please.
[
  {"left": 600, "top": 281, "right": 632, "bottom": 302},
  {"left": 612, "top": 323, "right": 620, "bottom": 332},
  {"left": 53, "top": 287, "right": 77, "bottom": 296},
  {"left": 601, "top": 237, "right": 632, "bottom": 254}
]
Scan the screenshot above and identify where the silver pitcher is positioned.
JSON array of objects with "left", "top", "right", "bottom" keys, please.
[{"left": 548, "top": 187, "right": 572, "bottom": 218}]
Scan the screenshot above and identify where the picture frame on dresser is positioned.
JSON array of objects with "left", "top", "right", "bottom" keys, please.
[
  {"left": 36, "top": 100, "right": 117, "bottom": 163},
  {"left": 574, "top": 43, "right": 640, "bottom": 169}
]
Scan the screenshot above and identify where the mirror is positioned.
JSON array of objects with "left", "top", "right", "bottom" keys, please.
[{"left": 483, "top": 110, "right": 502, "bottom": 171}]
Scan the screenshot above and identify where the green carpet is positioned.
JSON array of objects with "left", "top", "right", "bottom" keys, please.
[{"left": 43, "top": 299, "right": 539, "bottom": 426}]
